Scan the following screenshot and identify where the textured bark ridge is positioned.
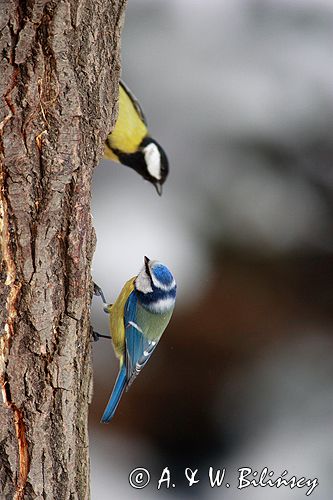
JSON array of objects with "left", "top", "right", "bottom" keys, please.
[{"left": 0, "top": 1, "right": 127, "bottom": 498}]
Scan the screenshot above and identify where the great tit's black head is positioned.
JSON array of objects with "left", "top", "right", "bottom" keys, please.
[{"left": 113, "top": 137, "right": 169, "bottom": 195}]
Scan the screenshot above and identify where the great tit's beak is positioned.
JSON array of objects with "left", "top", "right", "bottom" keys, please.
[
  {"left": 154, "top": 182, "right": 163, "bottom": 196},
  {"left": 144, "top": 256, "right": 150, "bottom": 266}
]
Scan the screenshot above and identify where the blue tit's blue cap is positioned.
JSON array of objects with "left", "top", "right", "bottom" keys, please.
[{"left": 151, "top": 262, "right": 175, "bottom": 287}]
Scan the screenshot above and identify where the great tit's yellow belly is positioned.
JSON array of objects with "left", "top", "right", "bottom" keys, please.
[
  {"left": 104, "top": 84, "right": 148, "bottom": 160},
  {"left": 109, "top": 277, "right": 135, "bottom": 363}
]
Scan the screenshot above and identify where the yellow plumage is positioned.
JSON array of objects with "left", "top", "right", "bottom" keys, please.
[
  {"left": 108, "top": 277, "right": 135, "bottom": 364},
  {"left": 104, "top": 83, "right": 148, "bottom": 161},
  {"left": 103, "top": 80, "right": 169, "bottom": 195}
]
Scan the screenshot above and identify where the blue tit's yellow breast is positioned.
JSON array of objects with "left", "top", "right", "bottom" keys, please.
[
  {"left": 104, "top": 85, "right": 148, "bottom": 159},
  {"left": 109, "top": 277, "right": 136, "bottom": 363}
]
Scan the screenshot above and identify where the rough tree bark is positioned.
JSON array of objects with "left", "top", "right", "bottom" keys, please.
[{"left": 0, "top": 1, "right": 127, "bottom": 498}]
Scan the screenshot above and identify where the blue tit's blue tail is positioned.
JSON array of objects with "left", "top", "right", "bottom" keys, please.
[{"left": 101, "top": 365, "right": 127, "bottom": 423}]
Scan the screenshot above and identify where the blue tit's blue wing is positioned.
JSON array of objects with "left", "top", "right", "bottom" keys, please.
[
  {"left": 124, "top": 291, "right": 159, "bottom": 388},
  {"left": 101, "top": 364, "right": 126, "bottom": 423}
]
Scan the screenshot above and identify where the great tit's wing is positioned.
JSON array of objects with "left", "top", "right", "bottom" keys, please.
[
  {"left": 124, "top": 291, "right": 159, "bottom": 388},
  {"left": 119, "top": 80, "right": 148, "bottom": 126}
]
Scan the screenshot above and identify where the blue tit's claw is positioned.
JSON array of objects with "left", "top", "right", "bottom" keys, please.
[
  {"left": 91, "top": 326, "right": 100, "bottom": 342},
  {"left": 93, "top": 282, "right": 106, "bottom": 301},
  {"left": 91, "top": 330, "right": 111, "bottom": 342},
  {"left": 93, "top": 282, "right": 111, "bottom": 313},
  {"left": 91, "top": 326, "right": 111, "bottom": 342}
]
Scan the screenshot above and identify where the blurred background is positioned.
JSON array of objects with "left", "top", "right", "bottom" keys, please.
[{"left": 90, "top": 0, "right": 333, "bottom": 498}]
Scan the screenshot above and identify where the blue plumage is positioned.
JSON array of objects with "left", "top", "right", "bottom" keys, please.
[
  {"left": 101, "top": 365, "right": 127, "bottom": 422},
  {"left": 100, "top": 257, "right": 176, "bottom": 422},
  {"left": 125, "top": 292, "right": 159, "bottom": 386},
  {"left": 152, "top": 263, "right": 174, "bottom": 286}
]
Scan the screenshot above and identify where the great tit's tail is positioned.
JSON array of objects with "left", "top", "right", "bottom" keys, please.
[{"left": 101, "top": 365, "right": 127, "bottom": 423}]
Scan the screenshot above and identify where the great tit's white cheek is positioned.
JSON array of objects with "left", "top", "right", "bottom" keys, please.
[{"left": 144, "top": 143, "right": 162, "bottom": 181}]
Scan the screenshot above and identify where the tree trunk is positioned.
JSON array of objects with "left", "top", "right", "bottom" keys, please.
[{"left": 0, "top": 1, "right": 126, "bottom": 498}]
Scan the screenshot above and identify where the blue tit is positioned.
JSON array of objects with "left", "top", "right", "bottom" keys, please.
[
  {"left": 96, "top": 256, "right": 176, "bottom": 422},
  {"left": 104, "top": 80, "right": 169, "bottom": 195}
]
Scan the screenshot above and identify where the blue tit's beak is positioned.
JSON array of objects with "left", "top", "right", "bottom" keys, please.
[
  {"left": 154, "top": 182, "right": 163, "bottom": 196},
  {"left": 144, "top": 256, "right": 151, "bottom": 276}
]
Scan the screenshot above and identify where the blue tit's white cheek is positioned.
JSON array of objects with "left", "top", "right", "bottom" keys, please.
[
  {"left": 143, "top": 143, "right": 162, "bottom": 180},
  {"left": 135, "top": 268, "right": 153, "bottom": 294}
]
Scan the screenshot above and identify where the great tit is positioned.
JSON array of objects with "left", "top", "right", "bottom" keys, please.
[
  {"left": 104, "top": 81, "right": 169, "bottom": 195},
  {"left": 94, "top": 256, "right": 176, "bottom": 422}
]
